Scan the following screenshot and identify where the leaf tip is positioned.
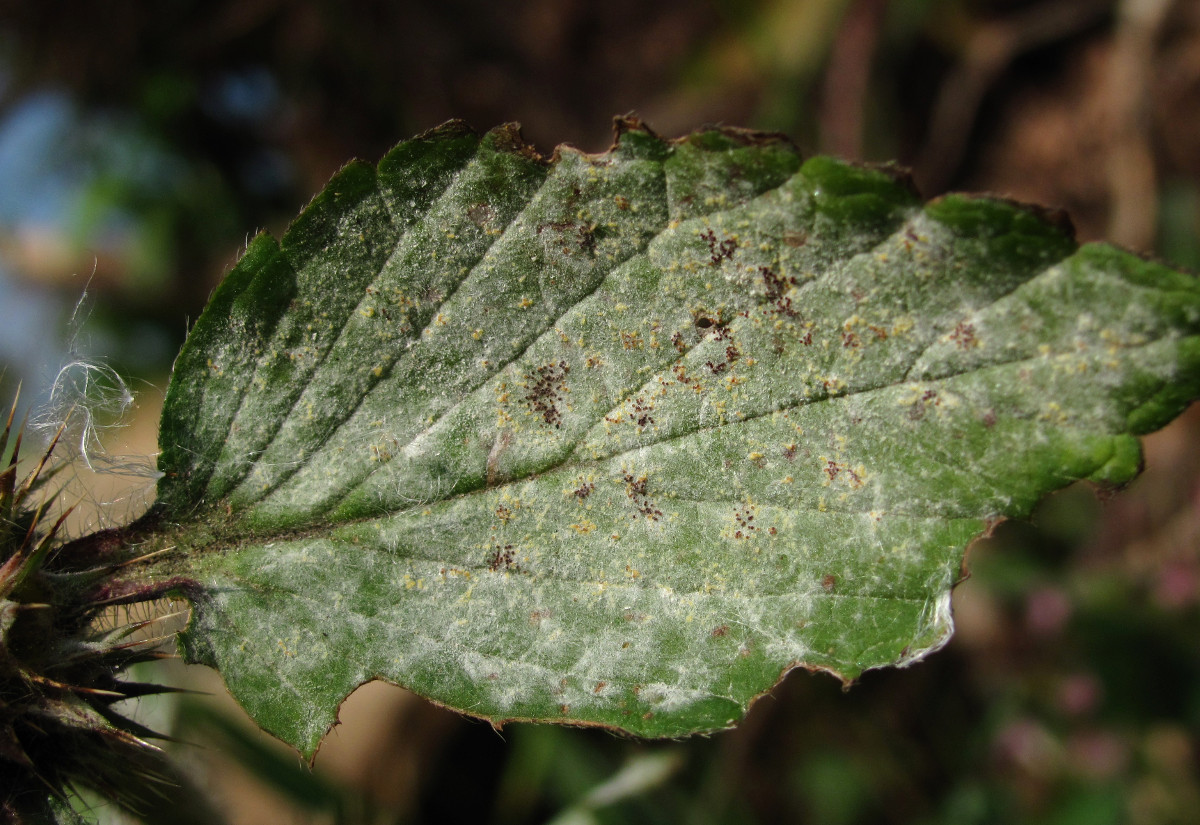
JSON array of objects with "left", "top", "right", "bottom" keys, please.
[
  {"left": 611, "top": 112, "right": 659, "bottom": 142},
  {"left": 484, "top": 121, "right": 546, "bottom": 165}
]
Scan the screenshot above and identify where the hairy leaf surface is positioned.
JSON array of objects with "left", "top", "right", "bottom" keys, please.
[{"left": 140, "top": 119, "right": 1200, "bottom": 755}]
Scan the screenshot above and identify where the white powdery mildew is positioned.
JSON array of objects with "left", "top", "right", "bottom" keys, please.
[
  {"left": 162, "top": 124, "right": 1200, "bottom": 749},
  {"left": 889, "top": 589, "right": 955, "bottom": 669},
  {"left": 631, "top": 682, "right": 718, "bottom": 714}
]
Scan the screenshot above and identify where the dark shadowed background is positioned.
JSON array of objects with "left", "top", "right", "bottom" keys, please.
[{"left": 1, "top": 1, "right": 1199, "bottom": 823}]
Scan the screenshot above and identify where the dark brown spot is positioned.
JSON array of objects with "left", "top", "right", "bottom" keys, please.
[
  {"left": 760, "top": 265, "right": 800, "bottom": 318},
  {"left": 488, "top": 545, "right": 517, "bottom": 572},
  {"left": 951, "top": 321, "right": 976, "bottom": 350},
  {"left": 525, "top": 360, "right": 570, "bottom": 428},
  {"left": 628, "top": 396, "right": 655, "bottom": 429},
  {"left": 623, "top": 472, "right": 662, "bottom": 521},
  {"left": 700, "top": 228, "right": 738, "bottom": 266},
  {"left": 706, "top": 342, "right": 740, "bottom": 375},
  {"left": 711, "top": 625, "right": 730, "bottom": 637},
  {"left": 822, "top": 574, "right": 837, "bottom": 592}
]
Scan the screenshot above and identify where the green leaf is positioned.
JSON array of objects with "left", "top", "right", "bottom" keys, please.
[{"left": 138, "top": 118, "right": 1200, "bottom": 756}]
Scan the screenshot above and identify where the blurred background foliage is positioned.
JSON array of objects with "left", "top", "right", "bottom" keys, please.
[{"left": 1, "top": 0, "right": 1199, "bottom": 823}]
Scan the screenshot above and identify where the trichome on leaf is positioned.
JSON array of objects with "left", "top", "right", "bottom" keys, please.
[{"left": 41, "top": 117, "right": 1200, "bottom": 770}]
